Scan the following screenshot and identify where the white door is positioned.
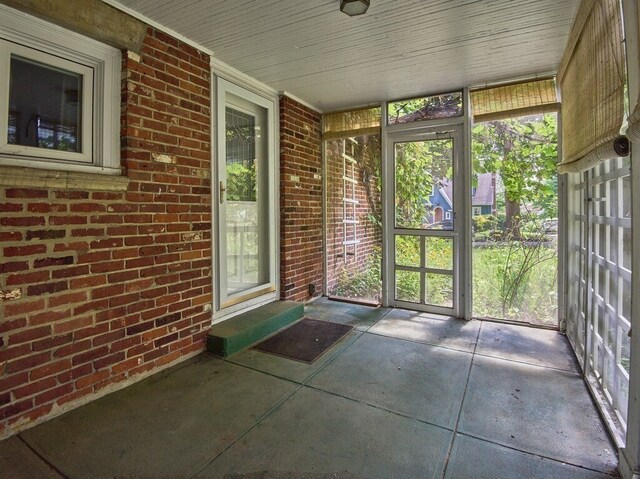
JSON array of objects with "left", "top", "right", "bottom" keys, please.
[
  {"left": 385, "top": 127, "right": 463, "bottom": 316},
  {"left": 216, "top": 79, "right": 277, "bottom": 312}
]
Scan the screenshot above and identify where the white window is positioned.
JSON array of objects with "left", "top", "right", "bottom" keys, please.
[
  {"left": 445, "top": 211, "right": 451, "bottom": 220},
  {"left": 472, "top": 206, "right": 482, "bottom": 216},
  {"left": 0, "top": 5, "right": 121, "bottom": 174}
]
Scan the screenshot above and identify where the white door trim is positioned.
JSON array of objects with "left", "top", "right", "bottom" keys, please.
[
  {"left": 211, "top": 75, "right": 280, "bottom": 322},
  {"left": 383, "top": 125, "right": 465, "bottom": 317}
]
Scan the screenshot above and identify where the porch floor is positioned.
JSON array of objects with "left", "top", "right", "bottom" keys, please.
[{"left": 1, "top": 298, "right": 618, "bottom": 478}]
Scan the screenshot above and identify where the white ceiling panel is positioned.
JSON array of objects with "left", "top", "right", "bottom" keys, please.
[{"left": 110, "top": 0, "right": 578, "bottom": 111}]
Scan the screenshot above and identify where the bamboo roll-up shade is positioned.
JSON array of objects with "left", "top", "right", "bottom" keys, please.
[
  {"left": 626, "top": 3, "right": 640, "bottom": 143},
  {"left": 557, "top": 0, "right": 625, "bottom": 173},
  {"left": 470, "top": 78, "right": 560, "bottom": 123},
  {"left": 323, "top": 107, "right": 381, "bottom": 140}
]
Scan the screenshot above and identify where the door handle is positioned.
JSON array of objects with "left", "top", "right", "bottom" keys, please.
[{"left": 220, "top": 181, "right": 226, "bottom": 204}]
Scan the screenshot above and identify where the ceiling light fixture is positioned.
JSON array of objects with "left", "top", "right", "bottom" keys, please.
[{"left": 340, "top": 0, "right": 370, "bottom": 16}]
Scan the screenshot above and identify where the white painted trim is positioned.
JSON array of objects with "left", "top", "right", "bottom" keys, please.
[
  {"left": 211, "top": 291, "right": 279, "bottom": 324},
  {"left": 0, "top": 40, "right": 94, "bottom": 164},
  {"left": 380, "top": 101, "right": 390, "bottom": 307},
  {"left": 211, "top": 57, "right": 278, "bottom": 99},
  {"left": 462, "top": 88, "right": 473, "bottom": 320},
  {"left": 280, "top": 91, "right": 323, "bottom": 114},
  {"left": 384, "top": 126, "right": 463, "bottom": 317},
  {"left": 468, "top": 71, "right": 558, "bottom": 91},
  {"left": 621, "top": 0, "right": 640, "bottom": 475},
  {"left": 213, "top": 75, "right": 280, "bottom": 317},
  {"left": 102, "top": 0, "right": 214, "bottom": 57},
  {"left": 321, "top": 116, "right": 328, "bottom": 297}
]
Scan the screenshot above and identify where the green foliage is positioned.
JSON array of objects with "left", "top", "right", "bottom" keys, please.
[
  {"left": 473, "top": 214, "right": 498, "bottom": 233},
  {"left": 332, "top": 247, "right": 382, "bottom": 301},
  {"left": 226, "top": 162, "right": 256, "bottom": 201},
  {"left": 395, "top": 139, "right": 452, "bottom": 228},
  {"left": 388, "top": 93, "right": 462, "bottom": 124},
  {"left": 473, "top": 244, "right": 557, "bottom": 324},
  {"left": 472, "top": 114, "right": 558, "bottom": 221}
]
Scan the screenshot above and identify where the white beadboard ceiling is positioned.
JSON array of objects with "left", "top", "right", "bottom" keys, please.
[{"left": 111, "top": 0, "right": 578, "bottom": 112}]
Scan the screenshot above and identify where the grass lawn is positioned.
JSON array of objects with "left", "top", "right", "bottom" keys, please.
[{"left": 331, "top": 242, "right": 558, "bottom": 326}]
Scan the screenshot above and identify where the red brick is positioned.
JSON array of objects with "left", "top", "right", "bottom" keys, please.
[
  {"left": 32, "top": 334, "right": 74, "bottom": 353},
  {"left": 0, "top": 216, "right": 45, "bottom": 226},
  {"left": 72, "top": 346, "right": 109, "bottom": 366},
  {"left": 27, "top": 281, "right": 68, "bottom": 297},
  {"left": 4, "top": 245, "right": 47, "bottom": 257},
  {"left": 35, "top": 383, "right": 74, "bottom": 406},
  {"left": 14, "top": 377, "right": 58, "bottom": 399},
  {"left": 93, "top": 351, "right": 125, "bottom": 370},
  {"left": 26, "top": 230, "right": 66, "bottom": 241},
  {"left": 8, "top": 325, "right": 51, "bottom": 345},
  {"left": 7, "top": 351, "right": 51, "bottom": 373},
  {"left": 6, "top": 188, "right": 47, "bottom": 198},
  {"left": 0, "top": 318, "right": 27, "bottom": 334},
  {"left": 6, "top": 270, "right": 50, "bottom": 285},
  {"left": 112, "top": 357, "right": 141, "bottom": 375},
  {"left": 0, "top": 344, "right": 31, "bottom": 362},
  {"left": 34, "top": 256, "right": 74, "bottom": 268},
  {"left": 0, "top": 399, "right": 33, "bottom": 421},
  {"left": 0, "top": 202, "right": 23, "bottom": 212},
  {"left": 54, "top": 339, "right": 91, "bottom": 358},
  {"left": 75, "top": 369, "right": 111, "bottom": 389},
  {"left": 29, "top": 309, "right": 71, "bottom": 326},
  {"left": 73, "top": 323, "right": 110, "bottom": 341},
  {"left": 54, "top": 315, "right": 94, "bottom": 334}
]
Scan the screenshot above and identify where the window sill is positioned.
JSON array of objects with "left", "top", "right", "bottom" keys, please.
[{"left": 0, "top": 165, "right": 130, "bottom": 191}]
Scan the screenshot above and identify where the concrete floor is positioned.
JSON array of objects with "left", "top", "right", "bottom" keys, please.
[{"left": 0, "top": 298, "right": 619, "bottom": 478}]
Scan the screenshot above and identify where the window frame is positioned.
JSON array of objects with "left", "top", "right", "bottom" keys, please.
[{"left": 0, "top": 4, "right": 121, "bottom": 175}]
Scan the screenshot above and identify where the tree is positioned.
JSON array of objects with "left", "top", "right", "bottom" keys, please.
[
  {"left": 394, "top": 139, "right": 453, "bottom": 228},
  {"left": 472, "top": 114, "right": 558, "bottom": 235}
]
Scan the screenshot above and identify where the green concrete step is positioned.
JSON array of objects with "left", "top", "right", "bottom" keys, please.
[{"left": 206, "top": 300, "right": 304, "bottom": 357}]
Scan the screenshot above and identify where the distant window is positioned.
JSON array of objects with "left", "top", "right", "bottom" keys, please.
[
  {"left": 445, "top": 211, "right": 451, "bottom": 220},
  {"left": 0, "top": 5, "right": 121, "bottom": 174},
  {"left": 387, "top": 92, "right": 463, "bottom": 125},
  {"left": 472, "top": 207, "right": 482, "bottom": 216}
]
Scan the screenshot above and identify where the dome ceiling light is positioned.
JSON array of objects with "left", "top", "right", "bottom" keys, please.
[{"left": 340, "top": 0, "right": 370, "bottom": 16}]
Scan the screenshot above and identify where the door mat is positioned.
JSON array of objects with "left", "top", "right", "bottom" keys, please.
[{"left": 251, "top": 318, "right": 354, "bottom": 364}]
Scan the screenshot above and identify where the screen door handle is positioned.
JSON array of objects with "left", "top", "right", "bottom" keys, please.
[{"left": 219, "top": 181, "right": 226, "bottom": 204}]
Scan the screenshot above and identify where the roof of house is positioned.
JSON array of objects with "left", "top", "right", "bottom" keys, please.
[{"left": 440, "top": 173, "right": 494, "bottom": 207}]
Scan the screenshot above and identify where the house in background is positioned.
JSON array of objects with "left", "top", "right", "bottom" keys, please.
[{"left": 428, "top": 173, "right": 495, "bottom": 224}]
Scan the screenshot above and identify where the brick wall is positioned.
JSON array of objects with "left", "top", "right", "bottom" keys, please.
[
  {"left": 0, "top": 26, "right": 212, "bottom": 438},
  {"left": 325, "top": 136, "right": 382, "bottom": 302},
  {"left": 279, "top": 96, "right": 323, "bottom": 302}
]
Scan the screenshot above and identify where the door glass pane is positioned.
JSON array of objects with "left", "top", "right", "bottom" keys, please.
[
  {"left": 387, "top": 92, "right": 463, "bottom": 125},
  {"left": 394, "top": 139, "right": 454, "bottom": 230},
  {"left": 425, "top": 273, "right": 453, "bottom": 308},
  {"left": 395, "top": 235, "right": 420, "bottom": 267},
  {"left": 395, "top": 270, "right": 420, "bottom": 303},
  {"left": 225, "top": 103, "right": 268, "bottom": 296},
  {"left": 425, "top": 237, "right": 453, "bottom": 270}
]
